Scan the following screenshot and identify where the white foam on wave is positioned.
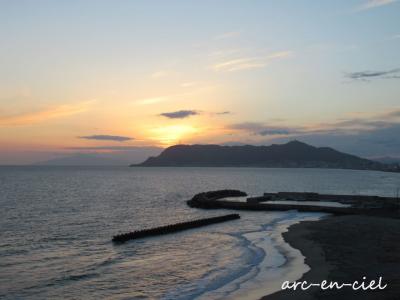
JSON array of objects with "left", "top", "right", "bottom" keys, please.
[{"left": 196, "top": 211, "right": 327, "bottom": 300}]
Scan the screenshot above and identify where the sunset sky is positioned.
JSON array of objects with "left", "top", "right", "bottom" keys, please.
[{"left": 1, "top": 0, "right": 400, "bottom": 164}]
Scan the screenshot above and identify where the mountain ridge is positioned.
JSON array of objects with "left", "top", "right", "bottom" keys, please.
[{"left": 134, "top": 141, "right": 399, "bottom": 172}]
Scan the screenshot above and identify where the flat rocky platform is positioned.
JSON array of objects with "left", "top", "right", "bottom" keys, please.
[{"left": 187, "top": 190, "right": 400, "bottom": 217}]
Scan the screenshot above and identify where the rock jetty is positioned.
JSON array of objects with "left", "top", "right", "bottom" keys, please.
[
  {"left": 112, "top": 213, "right": 241, "bottom": 243},
  {"left": 187, "top": 190, "right": 400, "bottom": 216}
]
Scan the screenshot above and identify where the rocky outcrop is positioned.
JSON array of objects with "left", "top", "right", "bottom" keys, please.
[
  {"left": 187, "top": 190, "right": 400, "bottom": 216},
  {"left": 187, "top": 190, "right": 247, "bottom": 209}
]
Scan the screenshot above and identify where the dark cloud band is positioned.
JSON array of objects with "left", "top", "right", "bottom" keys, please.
[
  {"left": 229, "top": 122, "right": 299, "bottom": 136},
  {"left": 78, "top": 135, "right": 133, "bottom": 142},
  {"left": 159, "top": 110, "right": 199, "bottom": 119},
  {"left": 345, "top": 68, "right": 400, "bottom": 80}
]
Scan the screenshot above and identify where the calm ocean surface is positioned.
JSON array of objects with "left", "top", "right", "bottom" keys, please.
[{"left": 1, "top": 167, "right": 399, "bottom": 299}]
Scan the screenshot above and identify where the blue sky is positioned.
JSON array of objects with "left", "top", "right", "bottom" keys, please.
[{"left": 0, "top": 0, "right": 400, "bottom": 164}]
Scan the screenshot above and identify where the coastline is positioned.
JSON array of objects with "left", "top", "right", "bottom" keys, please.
[
  {"left": 262, "top": 215, "right": 400, "bottom": 300},
  {"left": 192, "top": 211, "right": 326, "bottom": 300},
  {"left": 196, "top": 212, "right": 327, "bottom": 300}
]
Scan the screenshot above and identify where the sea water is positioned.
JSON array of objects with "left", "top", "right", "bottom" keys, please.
[{"left": 1, "top": 167, "right": 399, "bottom": 299}]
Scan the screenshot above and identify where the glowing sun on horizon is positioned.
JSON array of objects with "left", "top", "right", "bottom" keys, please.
[{"left": 149, "top": 125, "right": 198, "bottom": 146}]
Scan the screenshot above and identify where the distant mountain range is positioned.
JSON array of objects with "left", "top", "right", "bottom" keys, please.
[
  {"left": 35, "top": 147, "right": 163, "bottom": 166},
  {"left": 35, "top": 153, "right": 126, "bottom": 166},
  {"left": 135, "top": 141, "right": 399, "bottom": 172}
]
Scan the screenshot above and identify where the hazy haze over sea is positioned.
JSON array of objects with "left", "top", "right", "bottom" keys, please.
[{"left": 1, "top": 167, "right": 399, "bottom": 299}]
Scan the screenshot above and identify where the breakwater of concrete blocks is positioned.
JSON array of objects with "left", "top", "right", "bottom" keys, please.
[{"left": 112, "top": 213, "right": 240, "bottom": 243}]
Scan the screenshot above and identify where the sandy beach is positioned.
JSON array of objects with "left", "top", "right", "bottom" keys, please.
[{"left": 262, "top": 215, "right": 400, "bottom": 300}]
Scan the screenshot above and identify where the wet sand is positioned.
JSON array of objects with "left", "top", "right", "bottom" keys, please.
[{"left": 262, "top": 215, "right": 400, "bottom": 300}]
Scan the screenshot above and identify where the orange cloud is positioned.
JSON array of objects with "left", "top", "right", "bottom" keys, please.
[
  {"left": 134, "top": 96, "right": 169, "bottom": 105},
  {"left": 0, "top": 100, "right": 95, "bottom": 127}
]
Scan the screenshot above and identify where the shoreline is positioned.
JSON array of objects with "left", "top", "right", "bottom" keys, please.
[
  {"left": 196, "top": 212, "right": 327, "bottom": 300},
  {"left": 262, "top": 215, "right": 400, "bottom": 300}
]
